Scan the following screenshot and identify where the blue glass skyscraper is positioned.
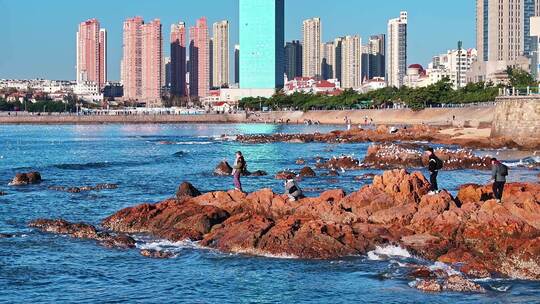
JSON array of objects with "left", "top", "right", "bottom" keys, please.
[{"left": 239, "top": 0, "right": 285, "bottom": 89}]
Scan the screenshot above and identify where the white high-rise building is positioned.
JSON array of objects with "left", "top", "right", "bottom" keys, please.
[
  {"left": 212, "top": 20, "right": 230, "bottom": 88},
  {"left": 386, "top": 11, "right": 408, "bottom": 88},
  {"left": 341, "top": 35, "right": 362, "bottom": 89},
  {"left": 302, "top": 17, "right": 322, "bottom": 79},
  {"left": 430, "top": 49, "right": 478, "bottom": 89},
  {"left": 469, "top": 0, "right": 539, "bottom": 83}
]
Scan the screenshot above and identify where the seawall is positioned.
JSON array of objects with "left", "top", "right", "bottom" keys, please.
[
  {"left": 0, "top": 107, "right": 495, "bottom": 126},
  {"left": 491, "top": 96, "right": 540, "bottom": 148},
  {"left": 250, "top": 107, "right": 495, "bottom": 127}
]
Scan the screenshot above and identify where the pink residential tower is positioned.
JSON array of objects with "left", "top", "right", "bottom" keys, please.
[
  {"left": 121, "top": 17, "right": 163, "bottom": 106},
  {"left": 76, "top": 19, "right": 107, "bottom": 88},
  {"left": 189, "top": 17, "right": 209, "bottom": 98}
]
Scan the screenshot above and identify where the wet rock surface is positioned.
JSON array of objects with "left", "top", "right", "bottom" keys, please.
[
  {"left": 0, "top": 191, "right": 6, "bottom": 196},
  {"left": 362, "top": 144, "right": 492, "bottom": 170},
  {"left": 28, "top": 219, "right": 135, "bottom": 249},
  {"left": 176, "top": 182, "right": 201, "bottom": 198},
  {"left": 48, "top": 183, "right": 118, "bottom": 193},
  {"left": 92, "top": 169, "right": 540, "bottom": 281},
  {"left": 140, "top": 249, "right": 175, "bottom": 259},
  {"left": 299, "top": 166, "right": 316, "bottom": 177},
  {"left": 316, "top": 156, "right": 361, "bottom": 170},
  {"left": 9, "top": 172, "right": 42, "bottom": 186}
]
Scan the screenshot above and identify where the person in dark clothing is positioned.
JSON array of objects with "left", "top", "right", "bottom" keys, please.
[
  {"left": 490, "top": 158, "right": 508, "bottom": 203},
  {"left": 232, "top": 151, "right": 246, "bottom": 192},
  {"left": 425, "top": 148, "right": 441, "bottom": 195}
]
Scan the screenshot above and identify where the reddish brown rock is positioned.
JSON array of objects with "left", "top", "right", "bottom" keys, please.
[
  {"left": 414, "top": 279, "right": 442, "bottom": 292},
  {"left": 214, "top": 161, "right": 233, "bottom": 176},
  {"left": 316, "top": 156, "right": 360, "bottom": 170},
  {"left": 442, "top": 275, "right": 486, "bottom": 293},
  {"left": 9, "top": 172, "right": 42, "bottom": 186},
  {"left": 275, "top": 171, "right": 296, "bottom": 180},
  {"left": 362, "top": 144, "right": 491, "bottom": 170},
  {"left": 176, "top": 182, "right": 201, "bottom": 198},
  {"left": 299, "top": 166, "right": 316, "bottom": 177},
  {"left": 140, "top": 249, "right": 175, "bottom": 259},
  {"left": 28, "top": 219, "right": 135, "bottom": 249},
  {"left": 30, "top": 170, "right": 540, "bottom": 282},
  {"left": 49, "top": 183, "right": 118, "bottom": 193},
  {"left": 236, "top": 125, "right": 525, "bottom": 149}
]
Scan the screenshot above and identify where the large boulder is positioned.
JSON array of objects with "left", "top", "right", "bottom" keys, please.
[
  {"left": 9, "top": 172, "right": 42, "bottom": 186},
  {"left": 299, "top": 166, "right": 316, "bottom": 177},
  {"left": 176, "top": 182, "right": 201, "bottom": 198},
  {"left": 213, "top": 161, "right": 233, "bottom": 176},
  {"left": 28, "top": 219, "right": 135, "bottom": 249}
]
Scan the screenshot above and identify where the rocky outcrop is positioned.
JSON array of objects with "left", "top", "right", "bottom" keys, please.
[
  {"left": 0, "top": 233, "right": 13, "bottom": 238},
  {"left": 9, "top": 172, "right": 42, "bottom": 186},
  {"left": 299, "top": 166, "right": 316, "bottom": 177},
  {"left": 28, "top": 219, "right": 135, "bottom": 249},
  {"left": 31, "top": 170, "right": 540, "bottom": 283},
  {"left": 48, "top": 183, "right": 118, "bottom": 193},
  {"left": 412, "top": 275, "right": 485, "bottom": 293},
  {"left": 236, "top": 126, "right": 524, "bottom": 149},
  {"left": 275, "top": 171, "right": 296, "bottom": 180},
  {"left": 0, "top": 191, "right": 6, "bottom": 196},
  {"left": 140, "top": 249, "right": 175, "bottom": 259},
  {"left": 362, "top": 144, "right": 492, "bottom": 170},
  {"left": 214, "top": 161, "right": 233, "bottom": 176},
  {"left": 176, "top": 182, "right": 201, "bottom": 198},
  {"left": 316, "top": 156, "right": 360, "bottom": 170}
]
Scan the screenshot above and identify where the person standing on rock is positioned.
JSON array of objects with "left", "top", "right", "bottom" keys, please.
[
  {"left": 426, "top": 148, "right": 443, "bottom": 195},
  {"left": 490, "top": 158, "right": 508, "bottom": 203},
  {"left": 232, "top": 151, "right": 246, "bottom": 192}
]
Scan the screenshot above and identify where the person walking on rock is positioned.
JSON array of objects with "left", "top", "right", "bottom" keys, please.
[
  {"left": 490, "top": 158, "right": 508, "bottom": 203},
  {"left": 232, "top": 151, "right": 246, "bottom": 192},
  {"left": 426, "top": 148, "right": 443, "bottom": 195}
]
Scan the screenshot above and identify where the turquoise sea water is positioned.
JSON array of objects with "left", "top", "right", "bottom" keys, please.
[{"left": 0, "top": 124, "right": 539, "bottom": 303}]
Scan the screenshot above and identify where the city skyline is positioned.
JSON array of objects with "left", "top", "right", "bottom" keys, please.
[{"left": 0, "top": 0, "right": 475, "bottom": 80}]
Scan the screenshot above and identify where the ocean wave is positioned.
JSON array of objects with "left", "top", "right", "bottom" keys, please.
[
  {"left": 213, "top": 135, "right": 238, "bottom": 141},
  {"left": 504, "top": 156, "right": 540, "bottom": 168},
  {"left": 367, "top": 245, "right": 412, "bottom": 261},
  {"left": 136, "top": 239, "right": 200, "bottom": 252}
]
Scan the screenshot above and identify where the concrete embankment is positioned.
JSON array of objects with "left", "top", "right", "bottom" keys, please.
[
  {"left": 491, "top": 96, "right": 540, "bottom": 148},
  {"left": 250, "top": 107, "right": 495, "bottom": 127},
  {"left": 0, "top": 107, "right": 495, "bottom": 126}
]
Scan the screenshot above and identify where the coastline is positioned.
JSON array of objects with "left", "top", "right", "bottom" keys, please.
[{"left": 0, "top": 106, "right": 494, "bottom": 127}]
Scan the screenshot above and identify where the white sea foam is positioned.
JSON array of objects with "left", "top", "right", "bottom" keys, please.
[
  {"left": 367, "top": 245, "right": 412, "bottom": 261},
  {"left": 136, "top": 239, "right": 200, "bottom": 252},
  {"left": 489, "top": 284, "right": 511, "bottom": 292},
  {"left": 213, "top": 135, "right": 237, "bottom": 141},
  {"left": 503, "top": 156, "right": 540, "bottom": 168},
  {"left": 428, "top": 261, "right": 461, "bottom": 276}
]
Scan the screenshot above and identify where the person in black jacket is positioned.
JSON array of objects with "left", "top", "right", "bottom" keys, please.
[
  {"left": 425, "top": 148, "right": 441, "bottom": 195},
  {"left": 490, "top": 158, "right": 508, "bottom": 203}
]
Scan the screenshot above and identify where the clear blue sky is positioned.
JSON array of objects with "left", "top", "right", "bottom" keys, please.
[{"left": 0, "top": 0, "right": 475, "bottom": 81}]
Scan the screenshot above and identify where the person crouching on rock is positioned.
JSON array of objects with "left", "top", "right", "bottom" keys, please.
[
  {"left": 285, "top": 177, "right": 304, "bottom": 202},
  {"left": 490, "top": 158, "right": 508, "bottom": 204},
  {"left": 425, "top": 148, "right": 443, "bottom": 195},
  {"left": 232, "top": 151, "right": 246, "bottom": 192}
]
